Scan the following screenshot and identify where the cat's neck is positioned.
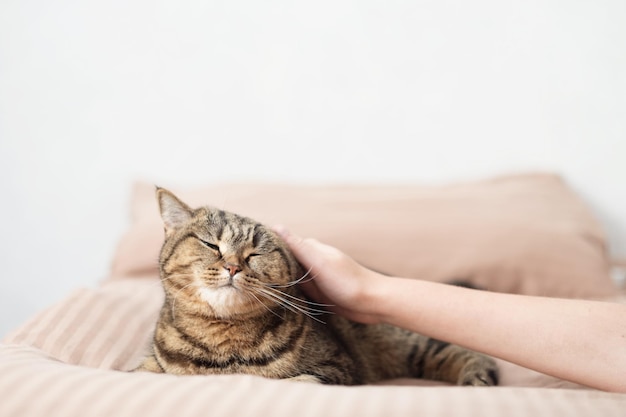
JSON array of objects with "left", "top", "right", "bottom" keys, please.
[
  {"left": 162, "top": 300, "right": 304, "bottom": 351},
  {"left": 165, "top": 292, "right": 302, "bottom": 324}
]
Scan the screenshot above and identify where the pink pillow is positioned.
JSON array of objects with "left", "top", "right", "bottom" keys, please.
[{"left": 109, "top": 173, "right": 617, "bottom": 298}]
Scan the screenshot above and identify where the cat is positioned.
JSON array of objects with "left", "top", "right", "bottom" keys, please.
[{"left": 133, "top": 188, "right": 499, "bottom": 386}]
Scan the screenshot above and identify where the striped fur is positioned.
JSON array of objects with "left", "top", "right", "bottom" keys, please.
[{"left": 133, "top": 188, "right": 498, "bottom": 385}]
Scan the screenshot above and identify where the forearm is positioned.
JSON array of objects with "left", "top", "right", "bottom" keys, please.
[{"left": 369, "top": 276, "right": 626, "bottom": 392}]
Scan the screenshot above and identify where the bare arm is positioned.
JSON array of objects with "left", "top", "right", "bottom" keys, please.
[
  {"left": 375, "top": 277, "right": 626, "bottom": 392},
  {"left": 274, "top": 226, "right": 626, "bottom": 393}
]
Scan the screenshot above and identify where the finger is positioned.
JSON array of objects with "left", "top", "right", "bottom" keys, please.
[
  {"left": 271, "top": 225, "right": 316, "bottom": 267},
  {"left": 271, "top": 224, "right": 300, "bottom": 246},
  {"left": 271, "top": 224, "right": 290, "bottom": 239}
]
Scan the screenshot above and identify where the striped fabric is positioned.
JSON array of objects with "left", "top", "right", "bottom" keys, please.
[
  {"left": 2, "top": 278, "right": 626, "bottom": 417},
  {"left": 4, "top": 280, "right": 163, "bottom": 371}
]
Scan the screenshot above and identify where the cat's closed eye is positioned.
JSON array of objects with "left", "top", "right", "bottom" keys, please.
[
  {"left": 245, "top": 253, "right": 261, "bottom": 263},
  {"left": 198, "top": 239, "right": 221, "bottom": 254}
]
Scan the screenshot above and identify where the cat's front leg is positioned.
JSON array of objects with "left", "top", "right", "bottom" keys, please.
[
  {"left": 409, "top": 338, "right": 499, "bottom": 386},
  {"left": 132, "top": 354, "right": 165, "bottom": 373}
]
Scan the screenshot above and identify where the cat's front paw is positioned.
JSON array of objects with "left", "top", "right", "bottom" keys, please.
[
  {"left": 458, "top": 358, "right": 499, "bottom": 386},
  {"left": 286, "top": 374, "right": 323, "bottom": 384}
]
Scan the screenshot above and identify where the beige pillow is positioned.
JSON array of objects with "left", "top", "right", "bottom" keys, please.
[{"left": 109, "top": 173, "right": 617, "bottom": 298}]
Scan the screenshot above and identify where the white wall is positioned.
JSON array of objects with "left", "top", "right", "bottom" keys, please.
[{"left": 1, "top": 0, "right": 625, "bottom": 337}]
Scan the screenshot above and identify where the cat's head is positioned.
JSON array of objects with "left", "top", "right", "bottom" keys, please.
[{"left": 156, "top": 187, "right": 304, "bottom": 319}]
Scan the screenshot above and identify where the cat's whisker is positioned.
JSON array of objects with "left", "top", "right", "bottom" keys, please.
[
  {"left": 156, "top": 274, "right": 196, "bottom": 293},
  {"left": 149, "top": 273, "right": 192, "bottom": 289},
  {"left": 248, "top": 283, "right": 326, "bottom": 313},
  {"left": 261, "top": 296, "right": 327, "bottom": 325},
  {"left": 259, "top": 284, "right": 335, "bottom": 309},
  {"left": 160, "top": 273, "right": 195, "bottom": 283},
  {"left": 294, "top": 268, "right": 320, "bottom": 285},
  {"left": 248, "top": 288, "right": 299, "bottom": 317},
  {"left": 170, "top": 282, "right": 197, "bottom": 319},
  {"left": 265, "top": 267, "right": 319, "bottom": 288},
  {"left": 246, "top": 291, "right": 286, "bottom": 321},
  {"left": 264, "top": 269, "right": 309, "bottom": 288},
  {"left": 250, "top": 287, "right": 328, "bottom": 324}
]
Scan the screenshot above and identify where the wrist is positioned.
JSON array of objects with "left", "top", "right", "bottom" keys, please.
[{"left": 358, "top": 270, "right": 394, "bottom": 324}]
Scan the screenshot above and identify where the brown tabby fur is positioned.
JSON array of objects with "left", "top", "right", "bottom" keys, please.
[{"left": 134, "top": 188, "right": 499, "bottom": 385}]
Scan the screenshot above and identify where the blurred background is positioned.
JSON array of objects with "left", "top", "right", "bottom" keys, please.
[{"left": 1, "top": 0, "right": 625, "bottom": 336}]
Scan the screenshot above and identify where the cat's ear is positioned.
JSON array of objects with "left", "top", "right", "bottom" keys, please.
[{"left": 156, "top": 187, "right": 193, "bottom": 234}]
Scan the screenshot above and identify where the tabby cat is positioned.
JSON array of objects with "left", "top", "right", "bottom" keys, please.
[{"left": 134, "top": 188, "right": 499, "bottom": 386}]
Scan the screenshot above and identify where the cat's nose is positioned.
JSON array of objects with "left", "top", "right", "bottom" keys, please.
[{"left": 224, "top": 263, "right": 241, "bottom": 277}]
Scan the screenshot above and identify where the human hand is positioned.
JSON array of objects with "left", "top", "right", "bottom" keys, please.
[{"left": 272, "top": 226, "right": 385, "bottom": 324}]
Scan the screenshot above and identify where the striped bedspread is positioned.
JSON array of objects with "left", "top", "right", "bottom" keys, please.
[{"left": 2, "top": 279, "right": 625, "bottom": 417}]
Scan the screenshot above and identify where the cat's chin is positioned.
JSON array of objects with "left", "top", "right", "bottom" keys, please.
[{"left": 196, "top": 286, "right": 257, "bottom": 318}]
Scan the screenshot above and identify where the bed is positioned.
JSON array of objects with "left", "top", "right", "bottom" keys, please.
[{"left": 2, "top": 173, "right": 625, "bottom": 416}]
